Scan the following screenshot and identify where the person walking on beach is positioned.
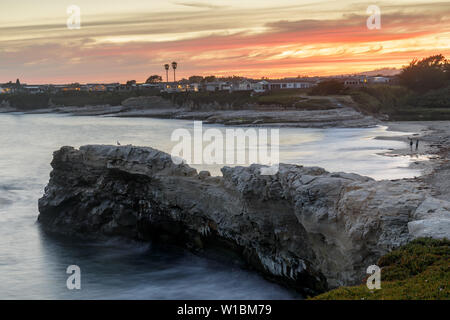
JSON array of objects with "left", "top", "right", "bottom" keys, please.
[
  {"left": 409, "top": 138, "right": 413, "bottom": 151},
  {"left": 416, "top": 139, "right": 419, "bottom": 151}
]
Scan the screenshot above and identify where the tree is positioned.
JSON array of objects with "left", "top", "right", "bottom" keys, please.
[
  {"left": 164, "top": 64, "right": 170, "bottom": 82},
  {"left": 171, "top": 61, "right": 178, "bottom": 82},
  {"left": 189, "top": 75, "right": 204, "bottom": 83},
  {"left": 203, "top": 75, "right": 216, "bottom": 83},
  {"left": 398, "top": 54, "right": 449, "bottom": 93},
  {"left": 310, "top": 80, "right": 347, "bottom": 95},
  {"left": 220, "top": 75, "right": 244, "bottom": 82},
  {"left": 126, "top": 80, "right": 136, "bottom": 86},
  {"left": 146, "top": 75, "right": 162, "bottom": 84}
]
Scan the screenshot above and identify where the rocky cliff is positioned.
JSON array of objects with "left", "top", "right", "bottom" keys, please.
[
  {"left": 118, "top": 95, "right": 378, "bottom": 128},
  {"left": 38, "top": 145, "right": 450, "bottom": 295}
]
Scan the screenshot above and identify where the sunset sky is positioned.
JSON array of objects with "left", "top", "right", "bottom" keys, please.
[{"left": 1, "top": 0, "right": 449, "bottom": 84}]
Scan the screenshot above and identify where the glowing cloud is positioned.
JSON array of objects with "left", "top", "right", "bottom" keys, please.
[{"left": 0, "top": 0, "right": 449, "bottom": 83}]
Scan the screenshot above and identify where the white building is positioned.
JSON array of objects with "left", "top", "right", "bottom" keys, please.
[
  {"left": 24, "top": 86, "right": 44, "bottom": 94},
  {"left": 269, "top": 80, "right": 316, "bottom": 90},
  {"left": 86, "top": 84, "right": 107, "bottom": 92},
  {"left": 160, "top": 83, "right": 195, "bottom": 92},
  {"left": 187, "top": 83, "right": 200, "bottom": 92},
  {"left": 252, "top": 81, "right": 270, "bottom": 93},
  {"left": 370, "top": 76, "right": 391, "bottom": 84},
  {"left": 205, "top": 81, "right": 229, "bottom": 92},
  {"left": 236, "top": 80, "right": 252, "bottom": 91},
  {"left": 138, "top": 83, "right": 160, "bottom": 90}
]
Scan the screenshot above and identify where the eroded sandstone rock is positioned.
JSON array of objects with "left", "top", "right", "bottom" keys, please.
[{"left": 38, "top": 145, "right": 450, "bottom": 294}]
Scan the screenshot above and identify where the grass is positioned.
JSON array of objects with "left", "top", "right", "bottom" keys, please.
[
  {"left": 310, "top": 238, "right": 449, "bottom": 300},
  {"left": 256, "top": 94, "right": 300, "bottom": 106},
  {"left": 293, "top": 98, "right": 339, "bottom": 110}
]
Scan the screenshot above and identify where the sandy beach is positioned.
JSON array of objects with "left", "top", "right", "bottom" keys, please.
[{"left": 380, "top": 121, "right": 450, "bottom": 200}]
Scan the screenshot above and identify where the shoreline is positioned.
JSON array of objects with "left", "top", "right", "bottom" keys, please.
[
  {"left": 0, "top": 103, "right": 380, "bottom": 128},
  {"left": 378, "top": 121, "right": 450, "bottom": 200},
  {"left": 2, "top": 106, "right": 449, "bottom": 186},
  {"left": 2, "top": 106, "right": 449, "bottom": 193}
]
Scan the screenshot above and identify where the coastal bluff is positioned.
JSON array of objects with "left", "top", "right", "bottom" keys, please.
[{"left": 38, "top": 145, "right": 450, "bottom": 295}]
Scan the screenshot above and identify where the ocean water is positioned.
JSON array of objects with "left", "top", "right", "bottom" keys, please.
[{"left": 0, "top": 113, "right": 421, "bottom": 299}]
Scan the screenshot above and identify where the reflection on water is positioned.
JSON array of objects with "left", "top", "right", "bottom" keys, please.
[{"left": 0, "top": 114, "right": 422, "bottom": 299}]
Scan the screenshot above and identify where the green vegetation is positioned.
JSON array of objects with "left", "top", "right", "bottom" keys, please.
[
  {"left": 3, "top": 89, "right": 159, "bottom": 111},
  {"left": 5, "top": 93, "right": 51, "bottom": 110},
  {"left": 349, "top": 84, "right": 450, "bottom": 120},
  {"left": 310, "top": 238, "right": 449, "bottom": 300},
  {"left": 411, "top": 86, "right": 450, "bottom": 109},
  {"left": 350, "top": 85, "right": 411, "bottom": 114},
  {"left": 350, "top": 54, "right": 450, "bottom": 120},
  {"left": 256, "top": 89, "right": 312, "bottom": 108},
  {"left": 256, "top": 91, "right": 303, "bottom": 106},
  {"left": 50, "top": 90, "right": 159, "bottom": 108},
  {"left": 399, "top": 54, "right": 450, "bottom": 93},
  {"left": 145, "top": 75, "right": 162, "bottom": 83}
]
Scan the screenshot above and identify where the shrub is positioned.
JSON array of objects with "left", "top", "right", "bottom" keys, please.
[
  {"left": 409, "top": 85, "right": 450, "bottom": 108},
  {"left": 310, "top": 238, "right": 449, "bottom": 300}
]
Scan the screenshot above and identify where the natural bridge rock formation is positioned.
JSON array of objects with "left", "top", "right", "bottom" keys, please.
[{"left": 38, "top": 145, "right": 450, "bottom": 295}]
